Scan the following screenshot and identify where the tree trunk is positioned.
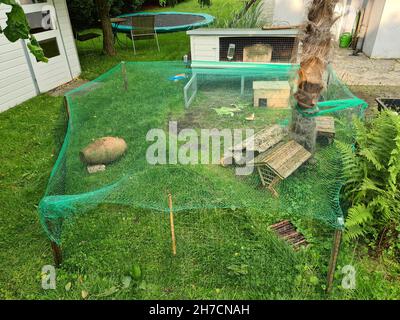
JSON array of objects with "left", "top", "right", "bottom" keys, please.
[
  {"left": 95, "top": 0, "right": 116, "bottom": 56},
  {"left": 292, "top": 0, "right": 339, "bottom": 153}
]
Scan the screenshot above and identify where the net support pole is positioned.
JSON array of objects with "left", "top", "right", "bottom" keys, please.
[
  {"left": 326, "top": 229, "right": 342, "bottom": 294},
  {"left": 121, "top": 61, "right": 128, "bottom": 91},
  {"left": 51, "top": 241, "right": 63, "bottom": 267},
  {"left": 168, "top": 193, "right": 177, "bottom": 256}
]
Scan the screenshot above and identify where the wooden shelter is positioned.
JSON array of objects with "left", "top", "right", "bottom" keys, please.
[{"left": 249, "top": 140, "right": 312, "bottom": 196}]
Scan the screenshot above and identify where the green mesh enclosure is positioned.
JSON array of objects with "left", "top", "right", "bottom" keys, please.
[{"left": 39, "top": 61, "right": 367, "bottom": 244}]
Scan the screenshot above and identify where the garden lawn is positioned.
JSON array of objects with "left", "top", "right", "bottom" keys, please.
[{"left": 0, "top": 0, "right": 399, "bottom": 300}]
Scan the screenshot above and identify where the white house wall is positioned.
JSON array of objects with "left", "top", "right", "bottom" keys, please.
[
  {"left": 0, "top": 0, "right": 81, "bottom": 112},
  {"left": 362, "top": 0, "right": 386, "bottom": 57},
  {"left": 0, "top": 4, "right": 38, "bottom": 112},
  {"left": 364, "top": 0, "right": 400, "bottom": 59},
  {"left": 272, "top": 0, "right": 307, "bottom": 26},
  {"left": 53, "top": 0, "right": 81, "bottom": 77},
  {"left": 261, "top": 0, "right": 346, "bottom": 39}
]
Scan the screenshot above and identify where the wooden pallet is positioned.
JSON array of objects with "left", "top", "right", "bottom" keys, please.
[{"left": 269, "top": 220, "right": 308, "bottom": 250}]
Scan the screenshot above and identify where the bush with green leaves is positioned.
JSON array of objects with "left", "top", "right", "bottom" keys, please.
[
  {"left": 214, "top": 0, "right": 265, "bottom": 28},
  {"left": 67, "top": 0, "right": 146, "bottom": 30},
  {"left": 339, "top": 110, "right": 400, "bottom": 254}
]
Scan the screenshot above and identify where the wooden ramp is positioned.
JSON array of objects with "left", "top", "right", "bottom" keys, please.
[{"left": 269, "top": 220, "right": 308, "bottom": 250}]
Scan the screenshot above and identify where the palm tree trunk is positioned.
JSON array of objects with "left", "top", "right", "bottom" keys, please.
[
  {"left": 95, "top": 0, "right": 116, "bottom": 56},
  {"left": 292, "top": 0, "right": 339, "bottom": 153}
]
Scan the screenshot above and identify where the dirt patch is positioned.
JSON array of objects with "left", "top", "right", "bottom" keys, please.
[
  {"left": 333, "top": 47, "right": 400, "bottom": 86},
  {"left": 349, "top": 85, "right": 400, "bottom": 118},
  {"left": 48, "top": 78, "right": 89, "bottom": 97}
]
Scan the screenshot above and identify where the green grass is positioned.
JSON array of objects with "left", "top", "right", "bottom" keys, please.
[{"left": 0, "top": 0, "right": 399, "bottom": 300}]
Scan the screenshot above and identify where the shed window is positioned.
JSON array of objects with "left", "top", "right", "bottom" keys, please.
[
  {"left": 37, "top": 38, "right": 60, "bottom": 61},
  {"left": 26, "top": 10, "right": 54, "bottom": 34},
  {"left": 20, "top": 0, "right": 47, "bottom": 4}
]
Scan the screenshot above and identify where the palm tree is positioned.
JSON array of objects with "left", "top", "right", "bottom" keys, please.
[{"left": 292, "top": 0, "right": 339, "bottom": 153}]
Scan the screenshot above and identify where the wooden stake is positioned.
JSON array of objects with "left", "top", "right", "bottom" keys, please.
[
  {"left": 168, "top": 193, "right": 177, "bottom": 256},
  {"left": 51, "top": 241, "right": 63, "bottom": 267},
  {"left": 121, "top": 61, "right": 128, "bottom": 91},
  {"left": 326, "top": 229, "right": 342, "bottom": 294}
]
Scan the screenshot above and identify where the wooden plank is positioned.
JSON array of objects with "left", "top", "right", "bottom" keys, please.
[
  {"left": 270, "top": 220, "right": 290, "bottom": 229},
  {"left": 231, "top": 125, "right": 286, "bottom": 153},
  {"left": 316, "top": 116, "right": 335, "bottom": 134},
  {"left": 262, "top": 25, "right": 302, "bottom": 31},
  {"left": 277, "top": 146, "right": 312, "bottom": 179}
]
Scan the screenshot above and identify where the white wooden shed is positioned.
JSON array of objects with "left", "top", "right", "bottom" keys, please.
[
  {"left": 0, "top": 0, "right": 81, "bottom": 112},
  {"left": 187, "top": 28, "right": 300, "bottom": 66}
]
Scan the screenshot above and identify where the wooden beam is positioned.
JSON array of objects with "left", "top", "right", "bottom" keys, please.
[
  {"left": 326, "top": 229, "right": 342, "bottom": 293},
  {"left": 168, "top": 193, "right": 177, "bottom": 256},
  {"left": 121, "top": 61, "right": 128, "bottom": 91},
  {"left": 51, "top": 241, "right": 63, "bottom": 267}
]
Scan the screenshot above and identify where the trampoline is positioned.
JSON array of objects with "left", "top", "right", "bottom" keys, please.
[{"left": 112, "top": 12, "right": 215, "bottom": 34}]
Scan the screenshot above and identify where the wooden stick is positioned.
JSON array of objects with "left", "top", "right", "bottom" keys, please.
[
  {"left": 51, "top": 241, "right": 63, "bottom": 267},
  {"left": 269, "top": 220, "right": 290, "bottom": 230},
  {"left": 326, "top": 229, "right": 342, "bottom": 294},
  {"left": 168, "top": 193, "right": 177, "bottom": 256},
  {"left": 121, "top": 61, "right": 128, "bottom": 91}
]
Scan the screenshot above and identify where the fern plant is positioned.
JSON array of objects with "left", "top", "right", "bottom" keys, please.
[{"left": 338, "top": 110, "right": 400, "bottom": 253}]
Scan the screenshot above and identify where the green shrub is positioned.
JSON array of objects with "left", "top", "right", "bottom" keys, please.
[
  {"left": 67, "top": 0, "right": 146, "bottom": 31},
  {"left": 339, "top": 110, "right": 400, "bottom": 255},
  {"left": 214, "top": 0, "right": 265, "bottom": 28}
]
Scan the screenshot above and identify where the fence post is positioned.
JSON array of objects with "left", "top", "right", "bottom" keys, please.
[
  {"left": 121, "top": 61, "right": 128, "bottom": 91},
  {"left": 326, "top": 229, "right": 342, "bottom": 293}
]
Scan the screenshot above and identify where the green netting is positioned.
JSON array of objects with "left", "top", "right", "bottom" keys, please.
[{"left": 39, "top": 61, "right": 367, "bottom": 244}]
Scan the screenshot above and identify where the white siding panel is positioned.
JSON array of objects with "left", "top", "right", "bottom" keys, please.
[
  {"left": 54, "top": 0, "right": 81, "bottom": 78},
  {"left": 0, "top": 1, "right": 82, "bottom": 112},
  {"left": 0, "top": 49, "right": 25, "bottom": 64},
  {"left": 0, "top": 22, "right": 37, "bottom": 113},
  {"left": 191, "top": 36, "right": 219, "bottom": 62},
  {"left": 0, "top": 91, "right": 37, "bottom": 113}
]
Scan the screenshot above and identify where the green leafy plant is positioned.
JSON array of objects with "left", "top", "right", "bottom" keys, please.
[
  {"left": 214, "top": 0, "right": 264, "bottom": 28},
  {"left": 0, "top": 0, "right": 47, "bottom": 62},
  {"left": 338, "top": 110, "right": 400, "bottom": 254}
]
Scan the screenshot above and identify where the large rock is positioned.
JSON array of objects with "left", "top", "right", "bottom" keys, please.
[{"left": 80, "top": 137, "right": 127, "bottom": 165}]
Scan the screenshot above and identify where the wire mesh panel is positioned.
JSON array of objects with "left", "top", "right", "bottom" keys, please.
[{"left": 219, "top": 37, "right": 299, "bottom": 63}]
